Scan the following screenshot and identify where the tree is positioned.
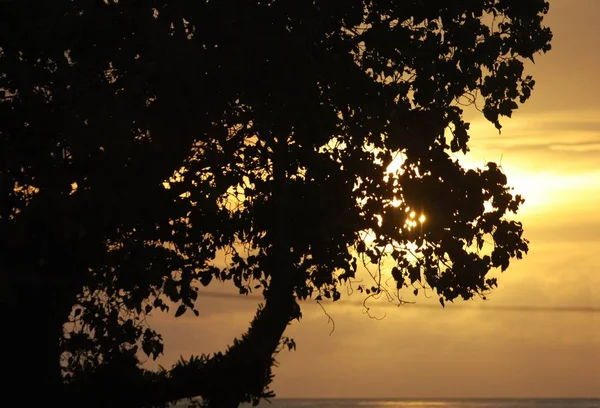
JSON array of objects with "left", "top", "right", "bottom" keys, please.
[{"left": 0, "top": 1, "right": 551, "bottom": 407}]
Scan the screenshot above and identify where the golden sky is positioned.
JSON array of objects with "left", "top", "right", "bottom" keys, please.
[{"left": 147, "top": 0, "right": 599, "bottom": 398}]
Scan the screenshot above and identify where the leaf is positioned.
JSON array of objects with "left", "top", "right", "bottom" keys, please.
[
  {"left": 356, "top": 240, "right": 366, "bottom": 253},
  {"left": 200, "top": 272, "right": 213, "bottom": 286},
  {"left": 164, "top": 279, "right": 178, "bottom": 301},
  {"left": 408, "top": 265, "right": 420, "bottom": 284},
  {"left": 142, "top": 340, "right": 152, "bottom": 358},
  {"left": 175, "top": 304, "right": 187, "bottom": 318},
  {"left": 391, "top": 266, "right": 401, "bottom": 282}
]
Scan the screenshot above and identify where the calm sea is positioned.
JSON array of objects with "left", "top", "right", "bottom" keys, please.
[{"left": 236, "top": 399, "right": 600, "bottom": 408}]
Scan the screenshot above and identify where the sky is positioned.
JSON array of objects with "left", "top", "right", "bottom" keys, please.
[{"left": 147, "top": 0, "right": 600, "bottom": 399}]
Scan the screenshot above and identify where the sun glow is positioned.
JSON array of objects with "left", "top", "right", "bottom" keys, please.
[
  {"left": 404, "top": 209, "right": 426, "bottom": 230},
  {"left": 501, "top": 169, "right": 600, "bottom": 214}
]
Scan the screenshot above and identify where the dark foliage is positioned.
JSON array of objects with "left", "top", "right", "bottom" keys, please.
[{"left": 0, "top": 1, "right": 551, "bottom": 407}]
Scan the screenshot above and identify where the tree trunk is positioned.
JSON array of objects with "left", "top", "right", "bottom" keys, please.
[
  {"left": 138, "top": 134, "right": 298, "bottom": 408},
  {"left": 205, "top": 134, "right": 297, "bottom": 407},
  {"left": 1, "top": 280, "right": 75, "bottom": 407}
]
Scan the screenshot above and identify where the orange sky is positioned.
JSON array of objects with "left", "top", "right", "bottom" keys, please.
[{"left": 147, "top": 0, "right": 600, "bottom": 398}]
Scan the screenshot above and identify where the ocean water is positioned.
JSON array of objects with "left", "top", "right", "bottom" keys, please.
[
  {"left": 234, "top": 399, "right": 600, "bottom": 408},
  {"left": 172, "top": 399, "right": 600, "bottom": 408}
]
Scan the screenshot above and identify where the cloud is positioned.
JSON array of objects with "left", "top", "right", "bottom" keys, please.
[
  {"left": 549, "top": 142, "right": 600, "bottom": 152},
  {"left": 468, "top": 112, "right": 600, "bottom": 148},
  {"left": 271, "top": 298, "right": 600, "bottom": 398}
]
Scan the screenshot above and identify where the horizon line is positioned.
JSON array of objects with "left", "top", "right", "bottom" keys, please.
[{"left": 197, "top": 291, "right": 600, "bottom": 313}]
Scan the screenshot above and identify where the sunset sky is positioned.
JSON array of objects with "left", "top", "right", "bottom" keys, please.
[{"left": 148, "top": 0, "right": 599, "bottom": 398}]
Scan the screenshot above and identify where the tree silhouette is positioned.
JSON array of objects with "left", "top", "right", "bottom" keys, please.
[{"left": 0, "top": 1, "right": 551, "bottom": 407}]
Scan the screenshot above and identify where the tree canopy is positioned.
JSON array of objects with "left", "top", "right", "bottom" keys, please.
[{"left": 0, "top": 1, "right": 551, "bottom": 407}]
